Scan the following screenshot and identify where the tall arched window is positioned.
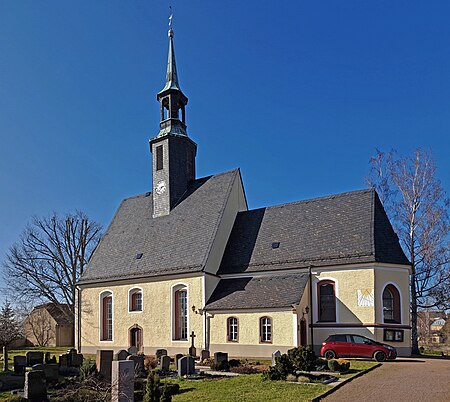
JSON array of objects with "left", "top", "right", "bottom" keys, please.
[
  {"left": 100, "top": 291, "right": 113, "bottom": 341},
  {"left": 383, "top": 284, "right": 401, "bottom": 323},
  {"left": 227, "top": 317, "right": 238, "bottom": 342},
  {"left": 318, "top": 280, "right": 336, "bottom": 322},
  {"left": 173, "top": 286, "right": 188, "bottom": 340},
  {"left": 129, "top": 288, "right": 143, "bottom": 312},
  {"left": 260, "top": 316, "right": 272, "bottom": 343}
]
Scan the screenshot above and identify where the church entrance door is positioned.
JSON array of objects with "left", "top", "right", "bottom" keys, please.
[
  {"left": 300, "top": 319, "right": 307, "bottom": 346},
  {"left": 129, "top": 326, "right": 143, "bottom": 352}
]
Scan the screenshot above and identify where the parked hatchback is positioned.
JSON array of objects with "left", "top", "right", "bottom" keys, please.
[{"left": 321, "top": 334, "right": 397, "bottom": 362}]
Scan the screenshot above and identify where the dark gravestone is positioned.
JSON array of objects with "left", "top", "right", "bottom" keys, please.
[
  {"left": 127, "top": 346, "right": 138, "bottom": 355},
  {"left": 26, "top": 351, "right": 44, "bottom": 367},
  {"left": 40, "top": 364, "right": 59, "bottom": 382},
  {"left": 116, "top": 349, "right": 130, "bottom": 361},
  {"left": 272, "top": 350, "right": 281, "bottom": 367},
  {"left": 24, "top": 370, "right": 47, "bottom": 402},
  {"left": 32, "top": 364, "right": 44, "bottom": 371},
  {"left": 178, "top": 356, "right": 195, "bottom": 376},
  {"left": 127, "top": 355, "right": 145, "bottom": 375},
  {"left": 155, "top": 349, "right": 167, "bottom": 359},
  {"left": 175, "top": 354, "right": 184, "bottom": 369},
  {"left": 214, "top": 352, "right": 228, "bottom": 364},
  {"left": 200, "top": 350, "right": 210, "bottom": 361},
  {"left": 159, "top": 355, "right": 170, "bottom": 372},
  {"left": 96, "top": 350, "right": 114, "bottom": 380},
  {"left": 111, "top": 360, "right": 134, "bottom": 402},
  {"left": 71, "top": 353, "right": 83, "bottom": 367},
  {"left": 189, "top": 331, "right": 197, "bottom": 357},
  {"left": 13, "top": 355, "right": 26, "bottom": 374},
  {"left": 44, "top": 352, "right": 51, "bottom": 364},
  {"left": 59, "top": 354, "right": 69, "bottom": 367}
]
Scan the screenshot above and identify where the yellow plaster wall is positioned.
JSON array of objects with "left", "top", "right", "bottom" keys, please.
[
  {"left": 209, "top": 310, "right": 294, "bottom": 347},
  {"left": 79, "top": 275, "right": 204, "bottom": 353},
  {"left": 316, "top": 269, "right": 375, "bottom": 324}
]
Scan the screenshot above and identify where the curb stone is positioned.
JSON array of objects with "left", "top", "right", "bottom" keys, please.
[{"left": 311, "top": 363, "right": 382, "bottom": 402}]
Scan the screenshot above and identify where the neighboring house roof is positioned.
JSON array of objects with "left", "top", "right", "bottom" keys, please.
[
  {"left": 218, "top": 188, "right": 409, "bottom": 275},
  {"left": 431, "top": 319, "right": 446, "bottom": 327},
  {"left": 79, "top": 169, "right": 239, "bottom": 284},
  {"left": 206, "top": 274, "right": 309, "bottom": 310},
  {"left": 32, "top": 303, "right": 72, "bottom": 326}
]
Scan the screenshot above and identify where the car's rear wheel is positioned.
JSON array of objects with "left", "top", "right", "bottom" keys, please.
[
  {"left": 324, "top": 350, "right": 336, "bottom": 360},
  {"left": 374, "top": 351, "right": 386, "bottom": 362}
]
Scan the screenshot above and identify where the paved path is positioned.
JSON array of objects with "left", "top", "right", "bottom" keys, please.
[{"left": 323, "top": 357, "right": 450, "bottom": 402}]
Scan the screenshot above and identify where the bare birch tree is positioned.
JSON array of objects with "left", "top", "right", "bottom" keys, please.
[
  {"left": 367, "top": 148, "right": 450, "bottom": 354},
  {"left": 2, "top": 211, "right": 102, "bottom": 324}
]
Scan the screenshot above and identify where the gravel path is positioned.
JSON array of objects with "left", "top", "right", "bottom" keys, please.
[{"left": 323, "top": 357, "right": 450, "bottom": 402}]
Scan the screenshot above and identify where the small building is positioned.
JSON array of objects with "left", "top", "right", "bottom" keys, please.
[{"left": 24, "top": 303, "right": 74, "bottom": 347}]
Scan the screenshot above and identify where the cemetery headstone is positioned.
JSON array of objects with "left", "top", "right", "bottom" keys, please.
[
  {"left": 178, "top": 356, "right": 195, "bottom": 376},
  {"left": 175, "top": 354, "right": 184, "bottom": 369},
  {"left": 111, "top": 360, "right": 134, "bottom": 402},
  {"left": 155, "top": 349, "right": 167, "bottom": 359},
  {"left": 70, "top": 353, "right": 83, "bottom": 367},
  {"left": 159, "top": 355, "right": 170, "bottom": 372},
  {"left": 116, "top": 349, "right": 130, "bottom": 361},
  {"left": 127, "top": 346, "right": 138, "bottom": 355},
  {"left": 200, "top": 350, "right": 210, "bottom": 361},
  {"left": 214, "top": 352, "right": 228, "bottom": 364},
  {"left": 272, "top": 350, "right": 281, "bottom": 367},
  {"left": 44, "top": 352, "right": 51, "bottom": 364},
  {"left": 189, "top": 331, "right": 197, "bottom": 357},
  {"left": 96, "top": 350, "right": 114, "bottom": 380},
  {"left": 41, "top": 364, "right": 59, "bottom": 382},
  {"left": 32, "top": 364, "right": 44, "bottom": 371},
  {"left": 24, "top": 370, "right": 47, "bottom": 402},
  {"left": 127, "top": 355, "right": 145, "bottom": 375},
  {"left": 59, "top": 354, "right": 69, "bottom": 367},
  {"left": 13, "top": 355, "right": 26, "bottom": 374},
  {"left": 26, "top": 351, "right": 44, "bottom": 367}
]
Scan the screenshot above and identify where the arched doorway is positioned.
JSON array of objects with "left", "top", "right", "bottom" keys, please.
[{"left": 129, "top": 325, "right": 143, "bottom": 352}]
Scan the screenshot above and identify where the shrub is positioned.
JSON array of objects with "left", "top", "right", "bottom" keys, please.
[
  {"left": 228, "top": 359, "right": 241, "bottom": 368},
  {"left": 144, "top": 356, "right": 159, "bottom": 371},
  {"left": 230, "top": 365, "right": 257, "bottom": 374},
  {"left": 297, "top": 375, "right": 311, "bottom": 383},
  {"left": 144, "top": 370, "right": 161, "bottom": 402},
  {"left": 262, "top": 354, "right": 292, "bottom": 381},
  {"left": 201, "top": 357, "right": 214, "bottom": 365},
  {"left": 315, "top": 358, "right": 330, "bottom": 371},
  {"left": 287, "top": 346, "right": 317, "bottom": 372},
  {"left": 2, "top": 397, "right": 27, "bottom": 402},
  {"left": 327, "top": 359, "right": 350, "bottom": 372},
  {"left": 79, "top": 360, "right": 97, "bottom": 382}
]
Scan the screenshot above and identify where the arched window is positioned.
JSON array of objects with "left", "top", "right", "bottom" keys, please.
[
  {"left": 318, "top": 281, "right": 336, "bottom": 322},
  {"left": 173, "top": 286, "right": 188, "bottom": 341},
  {"left": 383, "top": 285, "right": 401, "bottom": 323},
  {"left": 100, "top": 291, "right": 113, "bottom": 341},
  {"left": 260, "top": 316, "right": 272, "bottom": 343},
  {"left": 227, "top": 317, "right": 239, "bottom": 342},
  {"left": 129, "top": 288, "right": 143, "bottom": 312}
]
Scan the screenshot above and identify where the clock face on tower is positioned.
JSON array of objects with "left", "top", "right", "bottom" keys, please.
[{"left": 155, "top": 180, "right": 166, "bottom": 195}]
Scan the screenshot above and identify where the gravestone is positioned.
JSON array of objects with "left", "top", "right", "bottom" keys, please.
[
  {"left": 13, "top": 355, "right": 26, "bottom": 374},
  {"left": 178, "top": 356, "right": 195, "bottom": 376},
  {"left": 96, "top": 350, "right": 114, "bottom": 380},
  {"left": 189, "top": 331, "right": 197, "bottom": 357},
  {"left": 175, "top": 354, "right": 184, "bottom": 369},
  {"left": 200, "top": 350, "right": 210, "bottom": 361},
  {"left": 59, "top": 354, "right": 69, "bottom": 367},
  {"left": 116, "top": 349, "right": 130, "bottom": 361},
  {"left": 24, "top": 370, "right": 47, "bottom": 402},
  {"left": 155, "top": 349, "right": 167, "bottom": 359},
  {"left": 214, "top": 352, "right": 228, "bottom": 364},
  {"left": 3, "top": 347, "right": 9, "bottom": 371},
  {"left": 26, "top": 351, "right": 44, "bottom": 367},
  {"left": 272, "top": 350, "right": 281, "bottom": 367},
  {"left": 126, "top": 355, "right": 145, "bottom": 375},
  {"left": 71, "top": 353, "right": 83, "bottom": 367},
  {"left": 111, "top": 360, "right": 134, "bottom": 402},
  {"left": 159, "top": 355, "right": 170, "bottom": 372},
  {"left": 32, "top": 364, "right": 44, "bottom": 371},
  {"left": 44, "top": 352, "right": 51, "bottom": 364},
  {"left": 34, "top": 364, "right": 59, "bottom": 382},
  {"left": 127, "top": 346, "right": 138, "bottom": 355}
]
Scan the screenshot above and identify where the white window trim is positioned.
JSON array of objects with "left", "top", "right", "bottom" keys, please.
[
  {"left": 380, "top": 282, "right": 403, "bottom": 324},
  {"left": 313, "top": 276, "right": 339, "bottom": 324},
  {"left": 99, "top": 290, "right": 114, "bottom": 343},
  {"left": 170, "top": 283, "right": 189, "bottom": 342},
  {"left": 128, "top": 287, "right": 144, "bottom": 313}
]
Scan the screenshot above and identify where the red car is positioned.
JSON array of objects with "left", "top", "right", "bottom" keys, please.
[{"left": 321, "top": 334, "right": 397, "bottom": 362}]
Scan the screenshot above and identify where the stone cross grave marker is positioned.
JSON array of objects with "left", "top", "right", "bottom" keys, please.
[
  {"left": 178, "top": 356, "right": 195, "bottom": 376},
  {"left": 96, "top": 350, "right": 114, "bottom": 380},
  {"left": 112, "top": 360, "right": 134, "bottom": 402},
  {"left": 24, "top": 370, "right": 47, "bottom": 402},
  {"left": 189, "top": 331, "right": 197, "bottom": 357},
  {"left": 272, "top": 350, "right": 281, "bottom": 367}
]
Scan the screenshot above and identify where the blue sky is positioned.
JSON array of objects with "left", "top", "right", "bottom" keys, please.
[{"left": 0, "top": 1, "right": 449, "bottom": 297}]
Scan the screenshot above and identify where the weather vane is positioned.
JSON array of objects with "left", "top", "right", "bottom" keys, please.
[{"left": 169, "top": 6, "right": 173, "bottom": 29}]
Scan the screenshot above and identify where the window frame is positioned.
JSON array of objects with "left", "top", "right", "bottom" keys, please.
[
  {"left": 128, "top": 288, "right": 143, "bottom": 313},
  {"left": 259, "top": 316, "right": 273, "bottom": 344},
  {"left": 317, "top": 280, "right": 336, "bottom": 322},
  {"left": 173, "top": 286, "right": 188, "bottom": 341},
  {"left": 99, "top": 291, "right": 113, "bottom": 342},
  {"left": 382, "top": 284, "right": 401, "bottom": 324},
  {"left": 227, "top": 317, "right": 239, "bottom": 343}
]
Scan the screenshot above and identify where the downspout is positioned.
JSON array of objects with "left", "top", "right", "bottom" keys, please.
[
  {"left": 77, "top": 286, "right": 81, "bottom": 352},
  {"left": 309, "top": 265, "right": 314, "bottom": 350}
]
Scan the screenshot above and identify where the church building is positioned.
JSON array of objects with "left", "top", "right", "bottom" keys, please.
[{"left": 76, "top": 27, "right": 412, "bottom": 358}]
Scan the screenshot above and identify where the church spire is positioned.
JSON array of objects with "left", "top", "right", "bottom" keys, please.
[{"left": 160, "top": 28, "right": 180, "bottom": 92}]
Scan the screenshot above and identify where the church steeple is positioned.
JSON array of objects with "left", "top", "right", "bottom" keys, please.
[{"left": 150, "top": 24, "right": 197, "bottom": 218}]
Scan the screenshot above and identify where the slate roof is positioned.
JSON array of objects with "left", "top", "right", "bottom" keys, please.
[
  {"left": 218, "top": 188, "right": 409, "bottom": 275},
  {"left": 206, "top": 274, "right": 309, "bottom": 310},
  {"left": 79, "top": 169, "right": 239, "bottom": 284}
]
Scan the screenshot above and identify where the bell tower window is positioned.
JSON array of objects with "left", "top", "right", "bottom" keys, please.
[{"left": 156, "top": 146, "right": 164, "bottom": 171}]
